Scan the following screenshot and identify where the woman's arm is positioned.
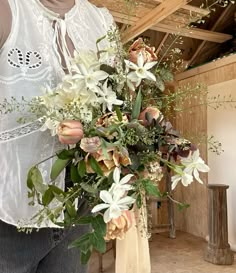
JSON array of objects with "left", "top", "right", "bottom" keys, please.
[{"left": 0, "top": 0, "right": 12, "bottom": 49}]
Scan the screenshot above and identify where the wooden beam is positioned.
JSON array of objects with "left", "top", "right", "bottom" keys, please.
[
  {"left": 113, "top": 11, "right": 232, "bottom": 43},
  {"left": 153, "top": 0, "right": 209, "bottom": 16},
  {"left": 175, "top": 54, "right": 236, "bottom": 81},
  {"left": 121, "top": 0, "right": 190, "bottom": 43},
  {"left": 187, "top": 4, "right": 233, "bottom": 67}
]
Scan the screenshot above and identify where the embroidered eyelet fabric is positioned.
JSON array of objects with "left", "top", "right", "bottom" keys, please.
[{"left": 0, "top": 0, "right": 114, "bottom": 227}]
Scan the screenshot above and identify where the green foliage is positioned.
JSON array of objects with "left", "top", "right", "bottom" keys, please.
[
  {"left": 50, "top": 158, "right": 70, "bottom": 181},
  {"left": 88, "top": 156, "right": 103, "bottom": 176},
  {"left": 131, "top": 89, "right": 142, "bottom": 120}
]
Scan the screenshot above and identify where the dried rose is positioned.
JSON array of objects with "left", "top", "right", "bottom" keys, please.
[
  {"left": 128, "top": 38, "right": 157, "bottom": 64},
  {"left": 104, "top": 210, "right": 132, "bottom": 241},
  {"left": 85, "top": 146, "right": 131, "bottom": 176},
  {"left": 139, "top": 106, "right": 161, "bottom": 126},
  {"left": 96, "top": 112, "right": 129, "bottom": 127},
  {"left": 80, "top": 137, "right": 101, "bottom": 153},
  {"left": 57, "top": 120, "right": 83, "bottom": 144}
]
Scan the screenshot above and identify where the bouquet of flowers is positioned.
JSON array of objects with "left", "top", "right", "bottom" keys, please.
[{"left": 23, "top": 31, "right": 209, "bottom": 263}]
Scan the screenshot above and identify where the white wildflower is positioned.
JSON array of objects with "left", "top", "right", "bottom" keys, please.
[
  {"left": 91, "top": 190, "right": 135, "bottom": 223},
  {"left": 181, "top": 149, "right": 210, "bottom": 184}
]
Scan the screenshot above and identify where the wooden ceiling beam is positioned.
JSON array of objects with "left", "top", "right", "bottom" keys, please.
[
  {"left": 121, "top": 0, "right": 190, "bottom": 43},
  {"left": 186, "top": 4, "right": 233, "bottom": 67},
  {"left": 153, "top": 0, "right": 209, "bottom": 16},
  {"left": 113, "top": 11, "right": 232, "bottom": 43}
]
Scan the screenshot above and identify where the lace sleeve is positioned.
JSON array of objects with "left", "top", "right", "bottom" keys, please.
[{"left": 0, "top": 0, "right": 12, "bottom": 50}]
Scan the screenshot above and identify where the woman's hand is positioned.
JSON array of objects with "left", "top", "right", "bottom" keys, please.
[{"left": 57, "top": 120, "right": 84, "bottom": 144}]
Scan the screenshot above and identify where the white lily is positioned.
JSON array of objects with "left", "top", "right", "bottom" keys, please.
[
  {"left": 181, "top": 149, "right": 210, "bottom": 184},
  {"left": 98, "top": 80, "right": 123, "bottom": 112},
  {"left": 171, "top": 169, "right": 193, "bottom": 190},
  {"left": 124, "top": 53, "right": 157, "bottom": 90},
  {"left": 72, "top": 62, "right": 109, "bottom": 91},
  {"left": 91, "top": 190, "right": 135, "bottom": 223},
  {"left": 109, "top": 167, "right": 134, "bottom": 196}
]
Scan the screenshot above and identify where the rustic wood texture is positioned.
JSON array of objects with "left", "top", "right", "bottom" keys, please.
[
  {"left": 90, "top": 0, "right": 232, "bottom": 43},
  {"left": 121, "top": 0, "right": 189, "bottom": 43},
  {"left": 175, "top": 55, "right": 236, "bottom": 238},
  {"left": 204, "top": 184, "right": 234, "bottom": 265}
]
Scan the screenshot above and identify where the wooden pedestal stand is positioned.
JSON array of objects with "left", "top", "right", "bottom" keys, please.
[{"left": 204, "top": 184, "right": 234, "bottom": 265}]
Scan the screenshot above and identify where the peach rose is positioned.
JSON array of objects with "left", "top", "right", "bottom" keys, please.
[
  {"left": 128, "top": 38, "right": 157, "bottom": 64},
  {"left": 57, "top": 120, "right": 84, "bottom": 144},
  {"left": 104, "top": 210, "right": 132, "bottom": 240},
  {"left": 139, "top": 106, "right": 161, "bottom": 126}
]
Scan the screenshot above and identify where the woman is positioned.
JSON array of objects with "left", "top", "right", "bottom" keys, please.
[
  {"left": 0, "top": 0, "right": 151, "bottom": 272},
  {"left": 0, "top": 0, "right": 113, "bottom": 272}
]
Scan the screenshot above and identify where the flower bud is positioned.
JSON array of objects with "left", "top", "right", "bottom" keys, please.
[
  {"left": 139, "top": 106, "right": 160, "bottom": 126},
  {"left": 57, "top": 120, "right": 83, "bottom": 144}
]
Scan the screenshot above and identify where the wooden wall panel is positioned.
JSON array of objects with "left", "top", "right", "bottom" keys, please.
[{"left": 174, "top": 55, "right": 236, "bottom": 238}]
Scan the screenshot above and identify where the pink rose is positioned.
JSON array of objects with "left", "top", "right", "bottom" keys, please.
[
  {"left": 57, "top": 120, "right": 84, "bottom": 144},
  {"left": 128, "top": 38, "right": 157, "bottom": 64},
  {"left": 139, "top": 106, "right": 161, "bottom": 126}
]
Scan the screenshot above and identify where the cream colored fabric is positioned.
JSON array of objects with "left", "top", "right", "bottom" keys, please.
[
  {"left": 0, "top": 0, "right": 113, "bottom": 227},
  {"left": 116, "top": 205, "right": 151, "bottom": 273}
]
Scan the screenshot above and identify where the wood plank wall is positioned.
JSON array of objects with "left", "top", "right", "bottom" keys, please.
[{"left": 174, "top": 55, "right": 236, "bottom": 238}]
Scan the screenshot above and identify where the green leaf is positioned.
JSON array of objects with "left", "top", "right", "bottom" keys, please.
[
  {"left": 75, "top": 216, "right": 94, "bottom": 225},
  {"left": 42, "top": 188, "right": 54, "bottom": 206},
  {"left": 144, "top": 180, "right": 161, "bottom": 197},
  {"left": 27, "top": 166, "right": 47, "bottom": 194},
  {"left": 80, "top": 250, "right": 92, "bottom": 265},
  {"left": 49, "top": 185, "right": 66, "bottom": 196},
  {"left": 65, "top": 200, "right": 77, "bottom": 218},
  {"left": 136, "top": 194, "right": 142, "bottom": 209},
  {"left": 91, "top": 215, "right": 106, "bottom": 237},
  {"left": 89, "top": 156, "right": 103, "bottom": 176},
  {"left": 70, "top": 163, "right": 81, "bottom": 183},
  {"left": 81, "top": 183, "right": 98, "bottom": 195},
  {"left": 57, "top": 149, "right": 76, "bottom": 160},
  {"left": 91, "top": 232, "right": 106, "bottom": 253},
  {"left": 69, "top": 233, "right": 91, "bottom": 249},
  {"left": 115, "top": 106, "right": 123, "bottom": 121},
  {"left": 50, "top": 158, "right": 70, "bottom": 181},
  {"left": 177, "top": 203, "right": 190, "bottom": 211},
  {"left": 77, "top": 160, "right": 86, "bottom": 178},
  {"left": 131, "top": 89, "right": 142, "bottom": 120}
]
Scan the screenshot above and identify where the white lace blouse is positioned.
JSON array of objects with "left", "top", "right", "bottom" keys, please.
[{"left": 0, "top": 0, "right": 114, "bottom": 227}]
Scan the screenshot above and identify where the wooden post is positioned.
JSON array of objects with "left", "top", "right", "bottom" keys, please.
[{"left": 204, "top": 184, "right": 234, "bottom": 265}]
